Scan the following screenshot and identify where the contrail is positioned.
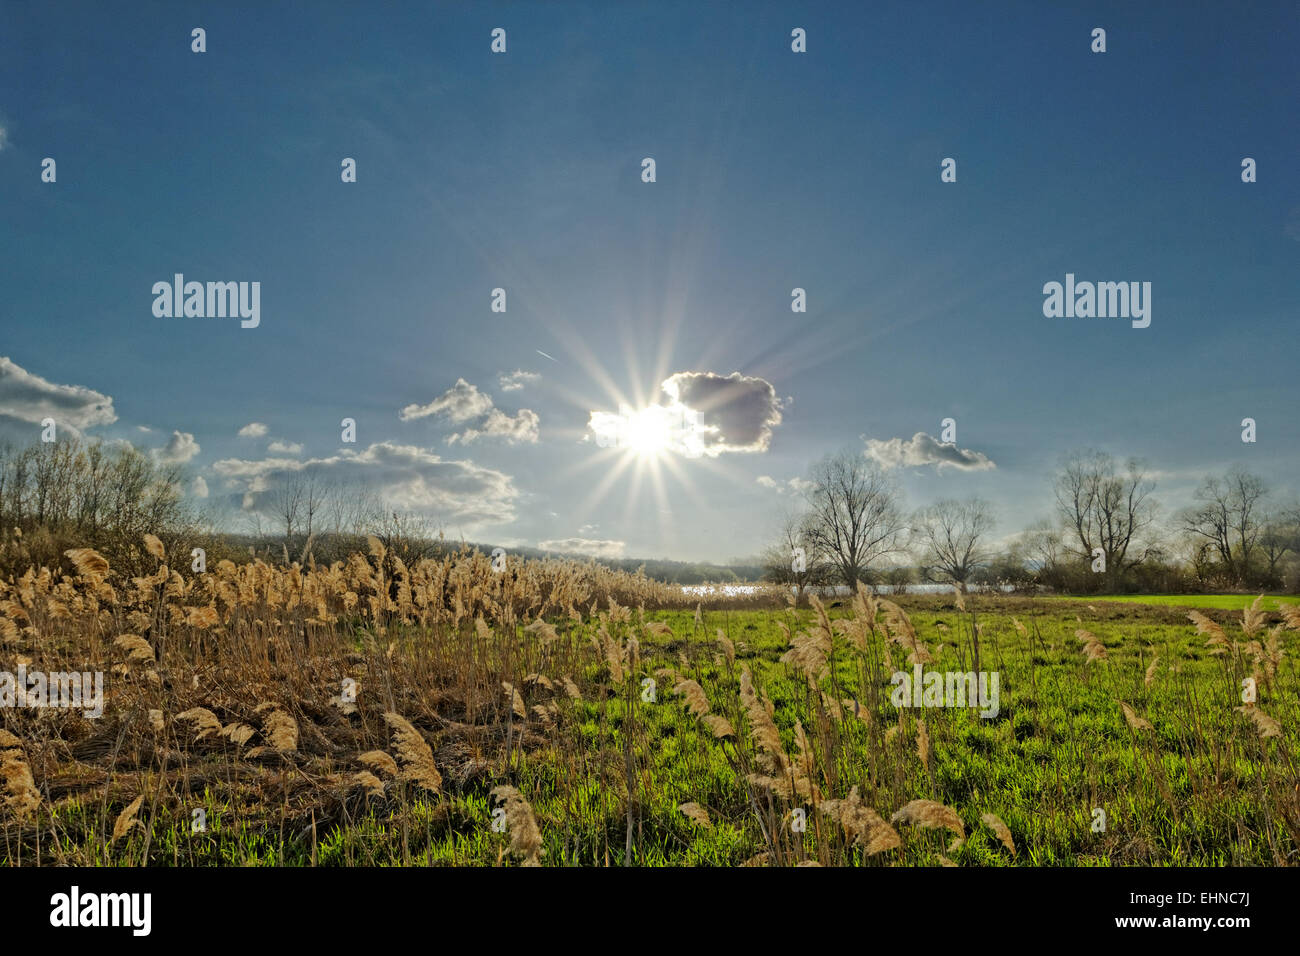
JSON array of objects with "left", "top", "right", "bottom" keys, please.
[{"left": 535, "top": 349, "right": 558, "bottom": 362}]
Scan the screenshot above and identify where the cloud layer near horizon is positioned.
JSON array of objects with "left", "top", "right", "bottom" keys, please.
[
  {"left": 212, "top": 441, "right": 519, "bottom": 526},
  {"left": 537, "top": 537, "right": 626, "bottom": 559}
]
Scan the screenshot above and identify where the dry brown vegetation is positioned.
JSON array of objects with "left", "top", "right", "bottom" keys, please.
[{"left": 0, "top": 533, "right": 780, "bottom": 864}]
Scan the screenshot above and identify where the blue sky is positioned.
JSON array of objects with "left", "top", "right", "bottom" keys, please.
[{"left": 2, "top": 1, "right": 1297, "bottom": 562}]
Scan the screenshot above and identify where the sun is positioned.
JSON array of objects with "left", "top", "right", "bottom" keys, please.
[
  {"left": 621, "top": 405, "right": 674, "bottom": 460},
  {"left": 588, "top": 400, "right": 710, "bottom": 464},
  {"left": 570, "top": 392, "right": 733, "bottom": 540}
]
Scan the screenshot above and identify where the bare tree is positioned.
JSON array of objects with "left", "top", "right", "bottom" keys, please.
[
  {"left": 761, "top": 508, "right": 832, "bottom": 595},
  {"left": 1054, "top": 450, "right": 1157, "bottom": 585},
  {"left": 1258, "top": 512, "right": 1296, "bottom": 584},
  {"left": 1182, "top": 466, "right": 1269, "bottom": 586},
  {"left": 1019, "top": 517, "right": 1066, "bottom": 576},
  {"left": 882, "top": 563, "right": 915, "bottom": 594},
  {"left": 801, "top": 449, "right": 906, "bottom": 588},
  {"left": 0, "top": 436, "right": 196, "bottom": 573},
  {"left": 300, "top": 472, "right": 329, "bottom": 539},
  {"left": 294, "top": 472, "right": 332, "bottom": 562},
  {"left": 371, "top": 507, "right": 439, "bottom": 558},
  {"left": 912, "top": 497, "right": 995, "bottom": 590},
  {"left": 323, "top": 479, "right": 384, "bottom": 537},
  {"left": 271, "top": 475, "right": 304, "bottom": 543}
]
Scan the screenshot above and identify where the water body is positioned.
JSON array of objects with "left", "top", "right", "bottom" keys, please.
[{"left": 680, "top": 583, "right": 1016, "bottom": 597}]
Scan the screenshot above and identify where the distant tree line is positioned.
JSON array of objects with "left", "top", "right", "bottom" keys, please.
[
  {"left": 2, "top": 437, "right": 1296, "bottom": 594},
  {"left": 762, "top": 448, "right": 1300, "bottom": 595},
  {"left": 0, "top": 437, "right": 201, "bottom": 577},
  {"left": 0, "top": 439, "right": 445, "bottom": 576}
]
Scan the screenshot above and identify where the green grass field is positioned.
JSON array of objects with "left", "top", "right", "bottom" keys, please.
[
  {"left": 20, "top": 592, "right": 1296, "bottom": 867},
  {"left": 1042, "top": 594, "right": 1300, "bottom": 611},
  {"left": 490, "top": 596, "right": 1299, "bottom": 866}
]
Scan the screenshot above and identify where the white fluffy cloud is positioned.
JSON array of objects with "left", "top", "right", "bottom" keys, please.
[
  {"left": 756, "top": 475, "right": 815, "bottom": 495},
  {"left": 238, "top": 422, "right": 269, "bottom": 438},
  {"left": 212, "top": 441, "right": 519, "bottom": 526},
  {"left": 400, "top": 378, "right": 494, "bottom": 423},
  {"left": 400, "top": 378, "right": 539, "bottom": 445},
  {"left": 864, "top": 432, "right": 996, "bottom": 472},
  {"left": 153, "top": 430, "right": 201, "bottom": 464},
  {"left": 499, "top": 369, "right": 540, "bottom": 392},
  {"left": 192, "top": 475, "right": 209, "bottom": 498},
  {"left": 0, "top": 356, "right": 116, "bottom": 432},
  {"left": 448, "top": 408, "right": 539, "bottom": 445},
  {"left": 588, "top": 371, "right": 783, "bottom": 458},
  {"left": 538, "top": 537, "right": 626, "bottom": 559},
  {"left": 267, "top": 439, "right": 303, "bottom": 454}
]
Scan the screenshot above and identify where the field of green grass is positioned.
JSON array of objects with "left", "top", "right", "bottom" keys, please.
[
  {"left": 471, "top": 596, "right": 1300, "bottom": 866},
  {"left": 9, "top": 585, "right": 1299, "bottom": 867},
  {"left": 1042, "top": 594, "right": 1300, "bottom": 611}
]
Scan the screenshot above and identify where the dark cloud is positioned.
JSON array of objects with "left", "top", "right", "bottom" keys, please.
[
  {"left": 0, "top": 356, "right": 116, "bottom": 431},
  {"left": 661, "top": 371, "right": 783, "bottom": 454}
]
